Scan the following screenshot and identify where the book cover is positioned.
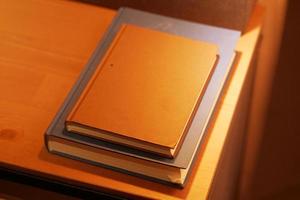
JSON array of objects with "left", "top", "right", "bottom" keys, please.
[
  {"left": 45, "top": 7, "right": 240, "bottom": 187},
  {"left": 66, "top": 24, "right": 218, "bottom": 158}
]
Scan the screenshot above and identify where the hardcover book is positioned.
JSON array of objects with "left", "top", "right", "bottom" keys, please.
[
  {"left": 45, "top": 7, "right": 240, "bottom": 187},
  {"left": 66, "top": 24, "right": 218, "bottom": 158}
]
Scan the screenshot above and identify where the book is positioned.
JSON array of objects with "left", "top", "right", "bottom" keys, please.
[
  {"left": 48, "top": 134, "right": 193, "bottom": 186},
  {"left": 45, "top": 7, "right": 240, "bottom": 187},
  {"left": 65, "top": 24, "right": 218, "bottom": 158}
]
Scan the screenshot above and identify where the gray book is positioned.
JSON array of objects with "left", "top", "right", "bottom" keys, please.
[{"left": 45, "top": 7, "right": 240, "bottom": 187}]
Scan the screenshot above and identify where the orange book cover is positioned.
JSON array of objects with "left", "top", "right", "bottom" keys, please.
[{"left": 66, "top": 24, "right": 218, "bottom": 158}]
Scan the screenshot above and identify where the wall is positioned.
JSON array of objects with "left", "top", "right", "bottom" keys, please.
[{"left": 81, "top": 0, "right": 256, "bottom": 31}]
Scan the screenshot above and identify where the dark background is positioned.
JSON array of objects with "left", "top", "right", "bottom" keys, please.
[{"left": 248, "top": 0, "right": 300, "bottom": 199}]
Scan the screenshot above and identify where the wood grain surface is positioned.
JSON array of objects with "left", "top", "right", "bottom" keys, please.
[{"left": 0, "top": 1, "right": 262, "bottom": 199}]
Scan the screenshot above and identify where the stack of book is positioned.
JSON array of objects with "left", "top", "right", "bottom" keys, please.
[{"left": 45, "top": 8, "right": 240, "bottom": 187}]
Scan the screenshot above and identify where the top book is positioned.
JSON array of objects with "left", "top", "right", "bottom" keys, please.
[{"left": 66, "top": 24, "right": 218, "bottom": 158}]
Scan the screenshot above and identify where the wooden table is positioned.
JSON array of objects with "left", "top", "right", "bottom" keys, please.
[{"left": 0, "top": 0, "right": 263, "bottom": 199}]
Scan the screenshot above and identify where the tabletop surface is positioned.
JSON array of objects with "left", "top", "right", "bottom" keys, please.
[{"left": 0, "top": 1, "right": 263, "bottom": 199}]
